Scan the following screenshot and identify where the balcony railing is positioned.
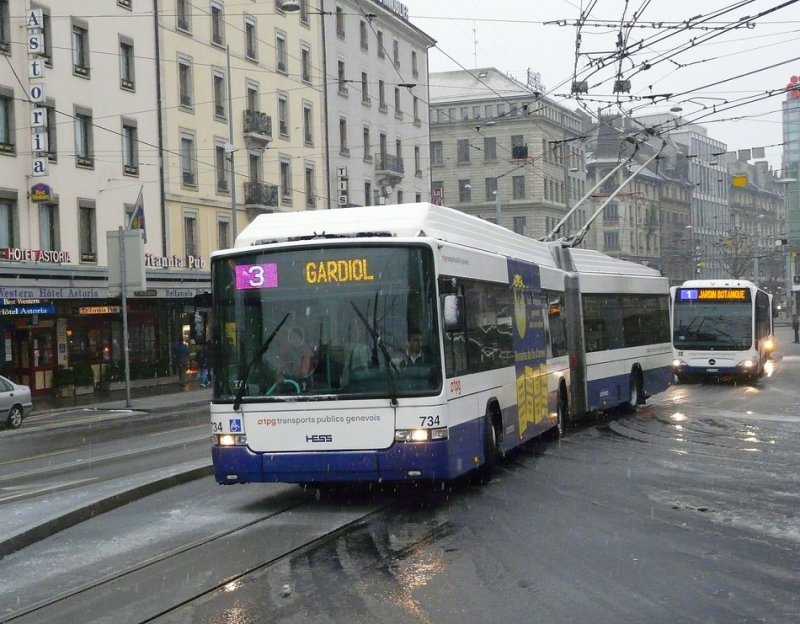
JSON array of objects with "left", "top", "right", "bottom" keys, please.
[
  {"left": 375, "top": 153, "right": 404, "bottom": 177},
  {"left": 243, "top": 110, "right": 272, "bottom": 149},
  {"left": 244, "top": 181, "right": 278, "bottom": 208}
]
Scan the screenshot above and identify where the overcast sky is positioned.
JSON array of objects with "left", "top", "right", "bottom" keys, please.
[{"left": 401, "top": 0, "right": 798, "bottom": 169}]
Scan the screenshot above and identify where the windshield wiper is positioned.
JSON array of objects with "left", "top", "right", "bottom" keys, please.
[
  {"left": 350, "top": 301, "right": 399, "bottom": 403},
  {"left": 233, "top": 313, "right": 290, "bottom": 411}
]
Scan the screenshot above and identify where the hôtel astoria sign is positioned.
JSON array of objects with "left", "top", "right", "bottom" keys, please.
[{"left": 2, "top": 248, "right": 207, "bottom": 270}]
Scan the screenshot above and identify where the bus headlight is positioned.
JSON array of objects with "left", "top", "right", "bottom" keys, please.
[
  {"left": 672, "top": 359, "right": 686, "bottom": 370},
  {"left": 395, "top": 427, "right": 448, "bottom": 442},
  {"left": 213, "top": 434, "right": 247, "bottom": 446},
  {"left": 738, "top": 359, "right": 754, "bottom": 370},
  {"left": 763, "top": 337, "right": 775, "bottom": 352}
]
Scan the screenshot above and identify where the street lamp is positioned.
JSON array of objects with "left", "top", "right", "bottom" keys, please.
[
  {"left": 281, "top": 0, "right": 332, "bottom": 209},
  {"left": 225, "top": 46, "right": 239, "bottom": 239}
]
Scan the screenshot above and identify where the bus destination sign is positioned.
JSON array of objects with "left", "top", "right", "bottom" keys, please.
[{"left": 678, "top": 288, "right": 749, "bottom": 302}]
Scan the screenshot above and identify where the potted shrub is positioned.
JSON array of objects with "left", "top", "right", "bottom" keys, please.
[
  {"left": 52, "top": 366, "right": 75, "bottom": 398},
  {"left": 72, "top": 362, "right": 96, "bottom": 395}
]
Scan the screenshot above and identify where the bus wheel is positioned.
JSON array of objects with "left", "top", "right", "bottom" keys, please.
[
  {"left": 625, "top": 369, "right": 643, "bottom": 412},
  {"left": 475, "top": 411, "right": 501, "bottom": 484},
  {"left": 557, "top": 388, "right": 569, "bottom": 438}
]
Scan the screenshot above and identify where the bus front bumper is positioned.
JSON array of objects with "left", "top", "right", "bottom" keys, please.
[
  {"left": 212, "top": 438, "right": 468, "bottom": 484},
  {"left": 672, "top": 357, "right": 758, "bottom": 378}
]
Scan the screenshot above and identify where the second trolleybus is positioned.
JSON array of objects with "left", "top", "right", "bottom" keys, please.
[
  {"left": 210, "top": 204, "right": 673, "bottom": 485},
  {"left": 671, "top": 279, "right": 775, "bottom": 383}
]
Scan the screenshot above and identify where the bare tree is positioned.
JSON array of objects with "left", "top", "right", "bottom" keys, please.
[{"left": 715, "top": 228, "right": 755, "bottom": 279}]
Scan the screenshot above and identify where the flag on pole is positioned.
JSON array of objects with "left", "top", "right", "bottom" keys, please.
[{"left": 127, "top": 186, "right": 146, "bottom": 243}]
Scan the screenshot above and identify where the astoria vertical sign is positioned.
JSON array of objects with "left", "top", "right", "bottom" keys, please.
[{"left": 26, "top": 9, "right": 48, "bottom": 177}]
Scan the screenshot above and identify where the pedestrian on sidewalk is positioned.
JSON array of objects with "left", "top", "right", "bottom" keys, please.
[
  {"left": 792, "top": 314, "right": 799, "bottom": 343},
  {"left": 173, "top": 339, "right": 190, "bottom": 384},
  {"left": 197, "top": 343, "right": 211, "bottom": 387}
]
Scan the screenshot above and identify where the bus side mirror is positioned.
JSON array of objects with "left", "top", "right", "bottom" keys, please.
[{"left": 443, "top": 294, "right": 465, "bottom": 333}]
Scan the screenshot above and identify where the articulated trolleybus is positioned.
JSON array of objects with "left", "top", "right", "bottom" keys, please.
[
  {"left": 210, "top": 204, "right": 672, "bottom": 485},
  {"left": 671, "top": 279, "right": 775, "bottom": 382}
]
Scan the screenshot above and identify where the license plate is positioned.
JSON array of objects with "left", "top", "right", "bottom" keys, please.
[{"left": 706, "top": 368, "right": 718, "bottom": 373}]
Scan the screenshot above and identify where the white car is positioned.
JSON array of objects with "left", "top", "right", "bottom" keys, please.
[{"left": 0, "top": 375, "right": 33, "bottom": 429}]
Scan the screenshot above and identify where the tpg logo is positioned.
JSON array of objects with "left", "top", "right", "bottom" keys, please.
[{"left": 306, "top": 434, "right": 333, "bottom": 443}]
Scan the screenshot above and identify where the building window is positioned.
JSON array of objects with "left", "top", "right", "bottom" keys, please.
[
  {"left": 305, "top": 164, "right": 316, "bottom": 208},
  {"left": 394, "top": 87, "right": 401, "bottom": 115},
  {"left": 72, "top": 21, "right": 90, "bottom": 76},
  {"left": 604, "top": 231, "right": 619, "bottom": 250},
  {"left": 339, "top": 117, "right": 348, "bottom": 155},
  {"left": 392, "top": 40, "right": 400, "bottom": 67},
  {"left": 377, "top": 31, "right": 385, "bottom": 58},
  {"left": 411, "top": 50, "right": 418, "bottom": 77},
  {"left": 244, "top": 16, "right": 257, "bottom": 60},
  {"left": 45, "top": 103, "right": 57, "bottom": 160},
  {"left": 280, "top": 157, "right": 292, "bottom": 201},
  {"left": 365, "top": 181, "right": 372, "bottom": 206},
  {"left": 513, "top": 216, "right": 526, "bottom": 235},
  {"left": 248, "top": 150, "right": 262, "bottom": 182},
  {"left": 211, "top": 2, "right": 224, "bottom": 45},
  {"left": 246, "top": 82, "right": 259, "bottom": 111},
  {"left": 485, "top": 177, "right": 497, "bottom": 202},
  {"left": 511, "top": 135, "right": 527, "bottom": 159},
  {"left": 183, "top": 212, "right": 198, "bottom": 257},
  {"left": 0, "top": 1, "right": 10, "bottom": 54},
  {"left": 360, "top": 20, "right": 368, "bottom": 50},
  {"left": 338, "top": 60, "right": 347, "bottom": 94},
  {"left": 430, "top": 141, "right": 443, "bottom": 166},
  {"left": 39, "top": 203, "right": 58, "bottom": 251},
  {"left": 512, "top": 175, "right": 525, "bottom": 199},
  {"left": 119, "top": 38, "right": 135, "bottom": 90},
  {"left": 335, "top": 6, "right": 344, "bottom": 38},
  {"left": 276, "top": 32, "right": 287, "bottom": 73},
  {"left": 180, "top": 130, "right": 197, "bottom": 187},
  {"left": 122, "top": 120, "right": 138, "bottom": 175},
  {"left": 0, "top": 89, "right": 13, "bottom": 153},
  {"left": 0, "top": 198, "right": 14, "bottom": 247},
  {"left": 414, "top": 146, "right": 421, "bottom": 176},
  {"left": 74, "top": 108, "right": 93, "bottom": 167},
  {"left": 397, "top": 190, "right": 403, "bottom": 204},
  {"left": 33, "top": 9, "right": 52, "bottom": 64},
  {"left": 299, "top": 0, "right": 309, "bottom": 24},
  {"left": 278, "top": 93, "right": 289, "bottom": 137},
  {"left": 178, "top": 56, "right": 193, "bottom": 109},
  {"left": 483, "top": 137, "right": 496, "bottom": 161},
  {"left": 215, "top": 141, "right": 230, "bottom": 193},
  {"left": 361, "top": 72, "right": 370, "bottom": 104},
  {"left": 457, "top": 139, "right": 470, "bottom": 163},
  {"left": 459, "top": 179, "right": 471, "bottom": 203},
  {"left": 303, "top": 102, "right": 313, "bottom": 145},
  {"left": 378, "top": 80, "right": 386, "bottom": 111},
  {"left": 363, "top": 126, "right": 371, "bottom": 161},
  {"left": 79, "top": 200, "right": 96, "bottom": 262},
  {"left": 212, "top": 70, "right": 226, "bottom": 120},
  {"left": 176, "top": 0, "right": 191, "bottom": 31},
  {"left": 413, "top": 96, "right": 420, "bottom": 123},
  {"left": 301, "top": 46, "right": 311, "bottom": 83},
  {"left": 217, "top": 217, "right": 230, "bottom": 250}
]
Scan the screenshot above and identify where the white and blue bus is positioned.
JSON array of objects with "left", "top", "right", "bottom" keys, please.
[
  {"left": 671, "top": 279, "right": 775, "bottom": 383},
  {"left": 210, "top": 204, "right": 672, "bottom": 485}
]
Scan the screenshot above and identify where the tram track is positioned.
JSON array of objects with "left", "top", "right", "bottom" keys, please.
[{"left": 1, "top": 489, "right": 388, "bottom": 624}]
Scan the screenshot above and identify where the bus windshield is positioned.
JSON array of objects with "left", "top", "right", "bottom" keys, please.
[
  {"left": 211, "top": 244, "right": 441, "bottom": 401},
  {"left": 672, "top": 301, "right": 753, "bottom": 350}
]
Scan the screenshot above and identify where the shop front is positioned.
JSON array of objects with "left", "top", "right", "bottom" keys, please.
[{"left": 0, "top": 259, "right": 210, "bottom": 398}]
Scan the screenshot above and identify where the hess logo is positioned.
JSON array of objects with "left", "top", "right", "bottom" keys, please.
[{"left": 306, "top": 434, "right": 333, "bottom": 443}]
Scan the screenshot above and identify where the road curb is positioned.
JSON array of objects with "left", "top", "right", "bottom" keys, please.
[{"left": 0, "top": 464, "right": 213, "bottom": 559}]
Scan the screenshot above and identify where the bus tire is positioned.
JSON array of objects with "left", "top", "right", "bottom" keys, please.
[
  {"left": 475, "top": 406, "right": 502, "bottom": 484},
  {"left": 557, "top": 386, "right": 569, "bottom": 438},
  {"left": 625, "top": 368, "right": 643, "bottom": 412}
]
